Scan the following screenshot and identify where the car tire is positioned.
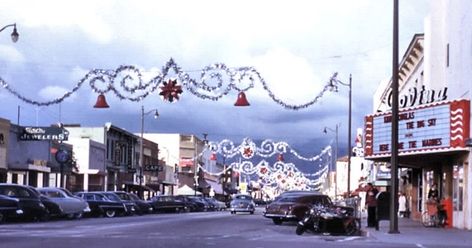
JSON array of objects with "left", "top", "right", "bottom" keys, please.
[
  {"left": 105, "top": 210, "right": 116, "bottom": 218},
  {"left": 74, "top": 212, "right": 83, "bottom": 219},
  {"left": 272, "top": 218, "right": 283, "bottom": 225},
  {"left": 0, "top": 213, "right": 4, "bottom": 224},
  {"left": 39, "top": 212, "right": 50, "bottom": 222},
  {"left": 250, "top": 211, "right": 254, "bottom": 214},
  {"left": 295, "top": 224, "right": 305, "bottom": 235}
]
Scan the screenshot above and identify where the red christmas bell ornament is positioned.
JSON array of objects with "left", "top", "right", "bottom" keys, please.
[
  {"left": 234, "top": 92, "right": 250, "bottom": 106},
  {"left": 93, "top": 93, "right": 110, "bottom": 108},
  {"left": 210, "top": 153, "right": 217, "bottom": 161},
  {"left": 277, "top": 153, "right": 284, "bottom": 162}
]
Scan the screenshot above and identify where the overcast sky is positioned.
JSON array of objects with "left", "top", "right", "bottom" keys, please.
[{"left": 0, "top": 0, "right": 429, "bottom": 159}]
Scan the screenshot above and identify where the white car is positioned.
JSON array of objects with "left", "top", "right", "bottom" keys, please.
[
  {"left": 38, "top": 187, "right": 90, "bottom": 219},
  {"left": 230, "top": 194, "right": 255, "bottom": 214}
]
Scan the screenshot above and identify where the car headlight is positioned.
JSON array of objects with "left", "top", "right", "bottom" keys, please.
[{"left": 39, "top": 202, "right": 45, "bottom": 208}]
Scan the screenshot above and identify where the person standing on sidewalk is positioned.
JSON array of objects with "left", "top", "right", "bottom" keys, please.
[
  {"left": 365, "top": 183, "right": 378, "bottom": 227},
  {"left": 398, "top": 192, "right": 407, "bottom": 218},
  {"left": 428, "top": 183, "right": 439, "bottom": 202}
]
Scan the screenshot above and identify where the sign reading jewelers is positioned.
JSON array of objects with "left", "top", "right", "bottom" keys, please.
[
  {"left": 19, "top": 126, "right": 69, "bottom": 141},
  {"left": 364, "top": 99, "right": 470, "bottom": 158}
]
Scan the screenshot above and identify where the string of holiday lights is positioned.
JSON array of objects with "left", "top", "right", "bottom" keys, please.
[
  {"left": 206, "top": 137, "right": 331, "bottom": 163},
  {"left": 0, "top": 58, "right": 340, "bottom": 110}
]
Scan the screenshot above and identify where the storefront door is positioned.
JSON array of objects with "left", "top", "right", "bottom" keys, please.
[{"left": 452, "top": 165, "right": 464, "bottom": 228}]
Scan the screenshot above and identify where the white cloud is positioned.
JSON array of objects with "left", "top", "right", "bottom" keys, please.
[
  {"left": 0, "top": 46, "right": 24, "bottom": 63},
  {"left": 5, "top": 0, "right": 113, "bottom": 44},
  {"left": 250, "top": 47, "right": 325, "bottom": 104},
  {"left": 39, "top": 86, "right": 77, "bottom": 102}
]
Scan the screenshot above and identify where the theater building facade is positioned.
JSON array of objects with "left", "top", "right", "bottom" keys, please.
[{"left": 365, "top": 1, "right": 472, "bottom": 229}]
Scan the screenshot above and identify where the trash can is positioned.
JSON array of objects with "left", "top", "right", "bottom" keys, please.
[
  {"left": 375, "top": 191, "right": 390, "bottom": 230},
  {"left": 440, "top": 197, "right": 453, "bottom": 228}
]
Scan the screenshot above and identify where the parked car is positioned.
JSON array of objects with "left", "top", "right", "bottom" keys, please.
[
  {"left": 37, "top": 187, "right": 90, "bottom": 219},
  {"left": 205, "top": 198, "right": 226, "bottom": 211},
  {"left": 187, "top": 196, "right": 211, "bottom": 212},
  {"left": 37, "top": 193, "right": 62, "bottom": 220},
  {"left": 0, "top": 194, "right": 24, "bottom": 223},
  {"left": 100, "top": 192, "right": 136, "bottom": 216},
  {"left": 148, "top": 195, "right": 188, "bottom": 213},
  {"left": 0, "top": 183, "right": 48, "bottom": 221},
  {"left": 229, "top": 194, "right": 255, "bottom": 214},
  {"left": 263, "top": 191, "right": 333, "bottom": 225},
  {"left": 75, "top": 192, "right": 127, "bottom": 218},
  {"left": 174, "top": 195, "right": 206, "bottom": 212},
  {"left": 114, "top": 191, "right": 153, "bottom": 215}
]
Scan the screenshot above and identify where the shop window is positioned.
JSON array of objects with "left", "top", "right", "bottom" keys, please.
[{"left": 452, "top": 165, "right": 463, "bottom": 211}]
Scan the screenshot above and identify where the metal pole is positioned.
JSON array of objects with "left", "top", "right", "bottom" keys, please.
[
  {"left": 194, "top": 136, "right": 198, "bottom": 196},
  {"left": 335, "top": 124, "right": 338, "bottom": 199},
  {"left": 389, "top": 0, "right": 400, "bottom": 234},
  {"left": 139, "top": 105, "right": 144, "bottom": 198},
  {"left": 347, "top": 74, "right": 352, "bottom": 196}
]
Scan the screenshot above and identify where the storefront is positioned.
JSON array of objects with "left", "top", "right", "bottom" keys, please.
[{"left": 365, "top": 99, "right": 470, "bottom": 227}]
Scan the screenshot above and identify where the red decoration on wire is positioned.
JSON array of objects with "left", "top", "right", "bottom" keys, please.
[{"left": 159, "top": 79, "right": 183, "bottom": 102}]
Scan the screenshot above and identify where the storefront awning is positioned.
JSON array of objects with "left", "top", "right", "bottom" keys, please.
[
  {"left": 123, "top": 182, "right": 156, "bottom": 192},
  {"left": 205, "top": 180, "right": 223, "bottom": 194},
  {"left": 8, "top": 163, "right": 51, "bottom": 173}
]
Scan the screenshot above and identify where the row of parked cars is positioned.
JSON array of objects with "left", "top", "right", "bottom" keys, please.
[{"left": 0, "top": 183, "right": 227, "bottom": 223}]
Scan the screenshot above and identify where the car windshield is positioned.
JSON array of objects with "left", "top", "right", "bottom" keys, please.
[
  {"left": 235, "top": 195, "right": 252, "bottom": 200},
  {"left": 278, "top": 196, "right": 299, "bottom": 202},
  {"left": 60, "top": 188, "right": 76, "bottom": 197},
  {"left": 0, "top": 186, "right": 33, "bottom": 198},
  {"left": 116, "top": 193, "right": 131, "bottom": 200},
  {"left": 128, "top": 193, "right": 140, "bottom": 201}
]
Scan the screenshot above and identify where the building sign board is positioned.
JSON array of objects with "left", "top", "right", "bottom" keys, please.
[
  {"left": 365, "top": 99, "right": 470, "bottom": 158},
  {"left": 19, "top": 126, "right": 69, "bottom": 141}
]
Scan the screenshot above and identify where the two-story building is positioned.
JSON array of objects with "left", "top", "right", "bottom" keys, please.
[{"left": 365, "top": 0, "right": 472, "bottom": 230}]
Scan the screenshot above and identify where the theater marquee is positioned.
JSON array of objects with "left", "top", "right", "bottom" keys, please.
[{"left": 365, "top": 99, "right": 470, "bottom": 158}]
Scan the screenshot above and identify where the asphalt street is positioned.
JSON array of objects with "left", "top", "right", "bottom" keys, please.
[{"left": 0, "top": 208, "right": 469, "bottom": 248}]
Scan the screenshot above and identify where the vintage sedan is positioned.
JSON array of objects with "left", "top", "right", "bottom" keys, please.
[
  {"left": 263, "top": 191, "right": 333, "bottom": 225},
  {"left": 0, "top": 194, "right": 24, "bottom": 223},
  {"left": 148, "top": 195, "right": 188, "bottom": 213},
  {"left": 229, "top": 194, "right": 255, "bottom": 214},
  {"left": 101, "top": 192, "right": 136, "bottom": 216},
  {"left": 0, "top": 183, "right": 48, "bottom": 221},
  {"left": 37, "top": 187, "right": 90, "bottom": 219},
  {"left": 113, "top": 191, "right": 153, "bottom": 215},
  {"left": 75, "top": 192, "right": 127, "bottom": 218},
  {"left": 174, "top": 195, "right": 207, "bottom": 212},
  {"left": 206, "top": 198, "right": 226, "bottom": 211}
]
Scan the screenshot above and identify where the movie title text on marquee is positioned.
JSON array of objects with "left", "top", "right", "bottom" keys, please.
[{"left": 364, "top": 99, "right": 470, "bottom": 157}]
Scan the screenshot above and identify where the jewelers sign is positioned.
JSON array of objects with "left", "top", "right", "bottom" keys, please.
[
  {"left": 364, "top": 99, "right": 470, "bottom": 158},
  {"left": 19, "top": 126, "right": 69, "bottom": 141}
]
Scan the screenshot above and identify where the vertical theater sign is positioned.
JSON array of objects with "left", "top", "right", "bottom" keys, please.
[{"left": 365, "top": 99, "right": 470, "bottom": 158}]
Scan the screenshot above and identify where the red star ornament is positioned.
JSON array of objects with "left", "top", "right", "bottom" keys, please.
[{"left": 159, "top": 79, "right": 183, "bottom": 102}]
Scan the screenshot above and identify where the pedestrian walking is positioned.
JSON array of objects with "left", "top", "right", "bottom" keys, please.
[{"left": 365, "top": 183, "right": 378, "bottom": 227}]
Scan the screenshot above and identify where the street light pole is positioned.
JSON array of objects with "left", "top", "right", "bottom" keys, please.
[
  {"left": 139, "top": 105, "right": 159, "bottom": 198},
  {"left": 324, "top": 124, "right": 339, "bottom": 198},
  {"left": 389, "top": 0, "right": 400, "bottom": 234},
  {"left": 347, "top": 74, "right": 352, "bottom": 197},
  {"left": 330, "top": 74, "right": 352, "bottom": 197},
  {"left": 0, "top": 23, "right": 19, "bottom": 42}
]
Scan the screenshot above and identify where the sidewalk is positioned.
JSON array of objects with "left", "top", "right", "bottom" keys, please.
[{"left": 362, "top": 216, "right": 472, "bottom": 246}]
